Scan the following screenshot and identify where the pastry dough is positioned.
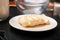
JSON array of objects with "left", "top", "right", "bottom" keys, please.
[{"left": 18, "top": 14, "right": 49, "bottom": 27}]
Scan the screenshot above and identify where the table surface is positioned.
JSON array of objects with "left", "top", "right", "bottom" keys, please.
[{"left": 0, "top": 6, "right": 60, "bottom": 40}]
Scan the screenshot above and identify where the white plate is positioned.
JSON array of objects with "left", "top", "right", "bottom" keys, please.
[{"left": 9, "top": 15, "right": 57, "bottom": 32}]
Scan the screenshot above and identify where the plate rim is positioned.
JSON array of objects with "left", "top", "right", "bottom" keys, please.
[{"left": 9, "top": 15, "right": 57, "bottom": 32}]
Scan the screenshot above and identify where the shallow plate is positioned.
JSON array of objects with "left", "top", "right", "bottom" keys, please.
[{"left": 9, "top": 15, "right": 57, "bottom": 32}]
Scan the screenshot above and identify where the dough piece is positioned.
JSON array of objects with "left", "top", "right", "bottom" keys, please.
[{"left": 18, "top": 14, "right": 49, "bottom": 28}]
